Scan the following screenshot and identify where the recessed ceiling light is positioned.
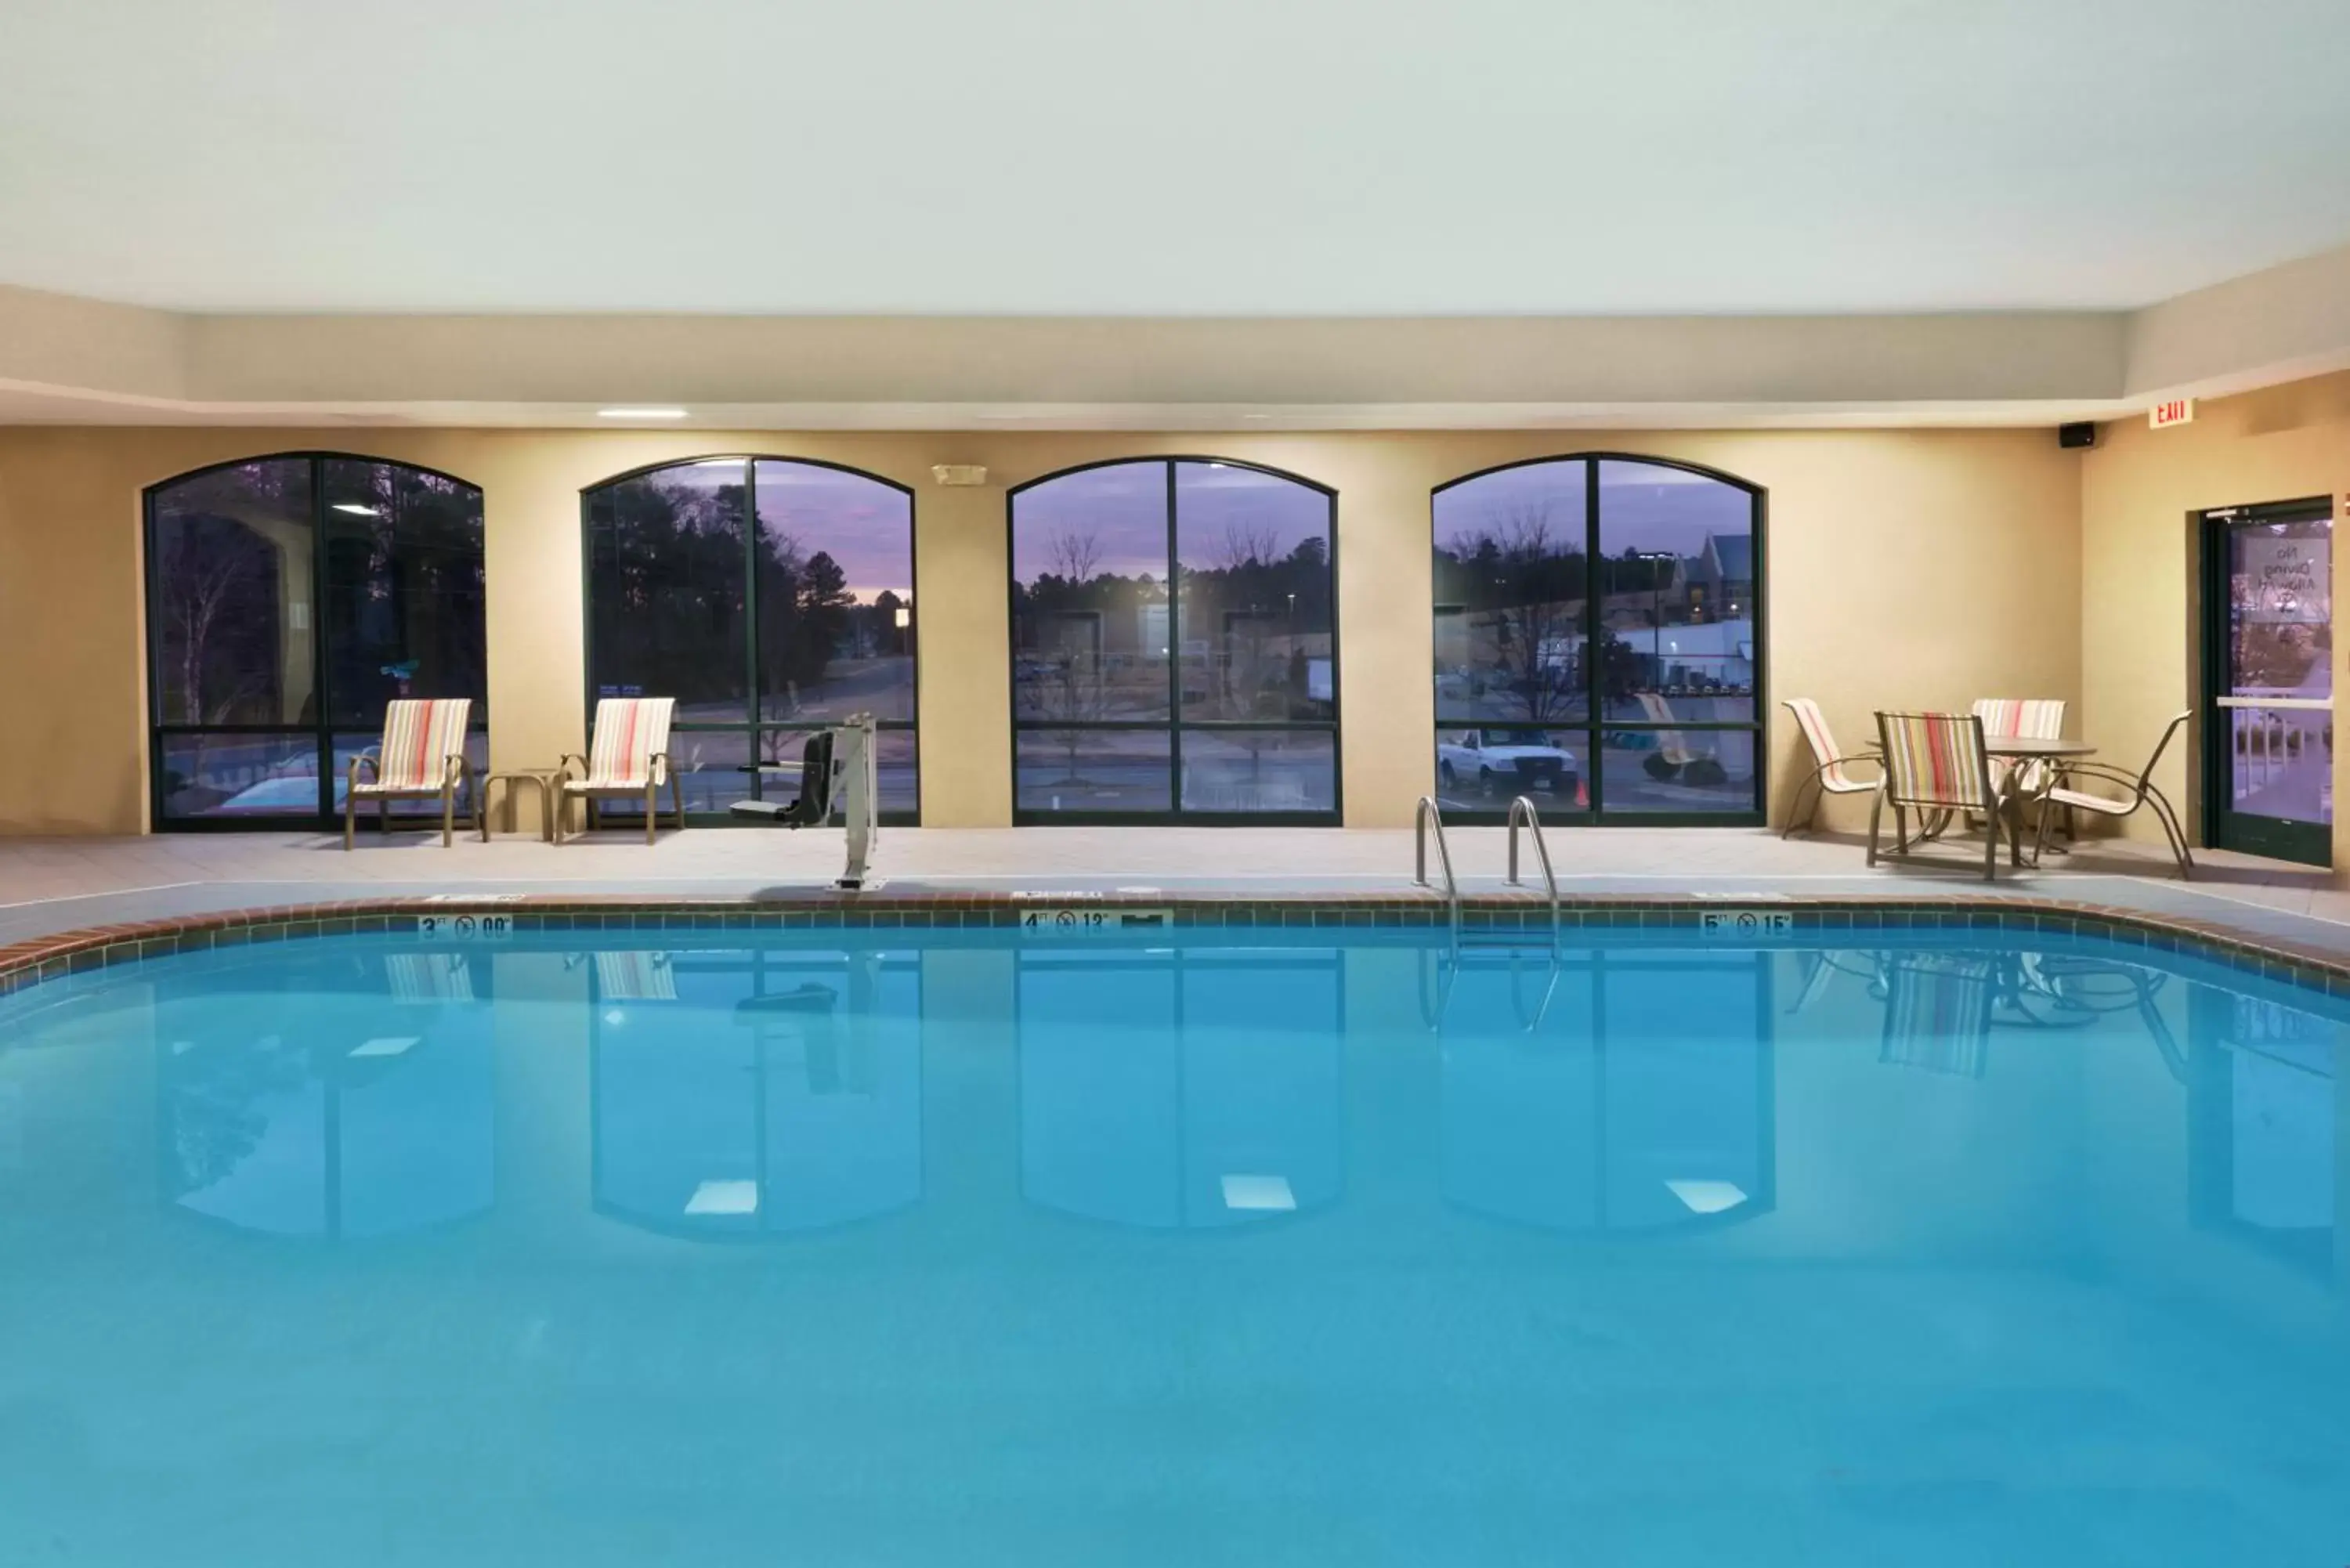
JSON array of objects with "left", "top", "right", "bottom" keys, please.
[
  {"left": 598, "top": 407, "right": 689, "bottom": 420},
  {"left": 1241, "top": 414, "right": 1271, "bottom": 421},
  {"left": 693, "top": 457, "right": 743, "bottom": 468},
  {"left": 331, "top": 503, "right": 379, "bottom": 515}
]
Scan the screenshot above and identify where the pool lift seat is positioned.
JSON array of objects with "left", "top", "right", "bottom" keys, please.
[{"left": 729, "top": 716, "right": 881, "bottom": 890}]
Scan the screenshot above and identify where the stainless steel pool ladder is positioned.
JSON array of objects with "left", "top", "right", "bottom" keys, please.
[
  {"left": 1413, "top": 795, "right": 1462, "bottom": 941},
  {"left": 1505, "top": 796, "right": 1562, "bottom": 950}
]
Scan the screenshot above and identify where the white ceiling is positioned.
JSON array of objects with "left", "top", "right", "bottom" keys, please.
[{"left": 3, "top": 0, "right": 2348, "bottom": 316}]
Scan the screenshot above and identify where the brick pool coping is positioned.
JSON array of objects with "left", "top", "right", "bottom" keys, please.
[{"left": 5, "top": 887, "right": 2350, "bottom": 1001}]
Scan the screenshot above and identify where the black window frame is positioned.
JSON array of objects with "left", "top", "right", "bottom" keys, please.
[
  {"left": 1006, "top": 456, "right": 1343, "bottom": 827},
  {"left": 143, "top": 450, "right": 489, "bottom": 833},
  {"left": 1430, "top": 453, "right": 1767, "bottom": 827},
  {"left": 579, "top": 454, "right": 922, "bottom": 827}
]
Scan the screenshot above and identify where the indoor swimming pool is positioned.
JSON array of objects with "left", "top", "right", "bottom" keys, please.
[{"left": 0, "top": 923, "right": 2342, "bottom": 1565}]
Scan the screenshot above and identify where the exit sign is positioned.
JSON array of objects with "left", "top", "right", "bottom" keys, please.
[{"left": 2149, "top": 398, "right": 2196, "bottom": 429}]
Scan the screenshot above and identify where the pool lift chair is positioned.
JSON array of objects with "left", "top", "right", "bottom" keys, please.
[{"left": 730, "top": 714, "right": 883, "bottom": 891}]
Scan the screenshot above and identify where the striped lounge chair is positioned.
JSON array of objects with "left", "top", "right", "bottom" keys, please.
[
  {"left": 1965, "top": 697, "right": 2066, "bottom": 838},
  {"left": 557, "top": 697, "right": 682, "bottom": 845},
  {"left": 1868, "top": 710, "right": 2008, "bottom": 880},
  {"left": 1971, "top": 696, "right": 2065, "bottom": 793},
  {"left": 1780, "top": 697, "right": 1881, "bottom": 837},
  {"left": 345, "top": 698, "right": 479, "bottom": 849}
]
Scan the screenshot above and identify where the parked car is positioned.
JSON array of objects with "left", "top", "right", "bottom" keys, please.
[{"left": 1437, "top": 728, "right": 1578, "bottom": 797}]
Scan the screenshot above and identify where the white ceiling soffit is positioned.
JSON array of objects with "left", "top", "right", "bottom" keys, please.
[
  {"left": 8, "top": 241, "right": 2350, "bottom": 428},
  {"left": 2, "top": 0, "right": 2348, "bottom": 316},
  {"left": 0, "top": 387, "right": 2149, "bottom": 432}
]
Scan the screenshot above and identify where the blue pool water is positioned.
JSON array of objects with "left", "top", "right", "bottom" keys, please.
[{"left": 0, "top": 926, "right": 2343, "bottom": 1566}]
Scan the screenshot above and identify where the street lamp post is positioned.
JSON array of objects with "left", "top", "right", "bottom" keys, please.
[{"left": 1633, "top": 550, "right": 1677, "bottom": 694}]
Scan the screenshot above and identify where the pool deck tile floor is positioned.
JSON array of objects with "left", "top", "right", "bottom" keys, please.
[{"left": 2, "top": 826, "right": 2345, "bottom": 957}]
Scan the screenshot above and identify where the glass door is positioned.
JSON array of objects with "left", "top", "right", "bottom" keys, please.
[{"left": 2203, "top": 500, "right": 2334, "bottom": 866}]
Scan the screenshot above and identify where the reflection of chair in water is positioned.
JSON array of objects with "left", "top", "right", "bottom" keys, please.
[
  {"left": 385, "top": 952, "right": 473, "bottom": 1003},
  {"left": 1878, "top": 952, "right": 1994, "bottom": 1077},
  {"left": 1784, "top": 948, "right": 1888, "bottom": 1014},
  {"left": 1634, "top": 692, "right": 1726, "bottom": 786},
  {"left": 592, "top": 949, "right": 676, "bottom": 1002}
]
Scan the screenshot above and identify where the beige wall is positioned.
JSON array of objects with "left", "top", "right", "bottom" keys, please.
[
  {"left": 2081, "top": 371, "right": 2350, "bottom": 869},
  {"left": 0, "top": 424, "right": 2086, "bottom": 836}
]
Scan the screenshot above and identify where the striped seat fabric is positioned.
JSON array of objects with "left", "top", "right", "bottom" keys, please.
[
  {"left": 1785, "top": 699, "right": 1871, "bottom": 791},
  {"left": 1780, "top": 697, "right": 1882, "bottom": 836},
  {"left": 1971, "top": 697, "right": 2065, "bottom": 792},
  {"left": 557, "top": 697, "right": 684, "bottom": 844},
  {"left": 570, "top": 697, "right": 675, "bottom": 789},
  {"left": 1880, "top": 711, "right": 1992, "bottom": 811},
  {"left": 344, "top": 698, "right": 479, "bottom": 848},
  {"left": 1869, "top": 710, "right": 2006, "bottom": 880},
  {"left": 353, "top": 699, "right": 472, "bottom": 793}
]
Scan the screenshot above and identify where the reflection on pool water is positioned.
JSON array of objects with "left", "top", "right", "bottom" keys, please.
[{"left": 0, "top": 928, "right": 2342, "bottom": 1566}]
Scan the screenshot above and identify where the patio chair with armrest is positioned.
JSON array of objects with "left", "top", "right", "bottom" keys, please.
[
  {"left": 1781, "top": 697, "right": 1881, "bottom": 837},
  {"left": 557, "top": 696, "right": 682, "bottom": 845},
  {"left": 1970, "top": 697, "right": 2066, "bottom": 822},
  {"left": 345, "top": 698, "right": 479, "bottom": 850},
  {"left": 1869, "top": 710, "right": 2008, "bottom": 881},
  {"left": 2033, "top": 711, "right": 2194, "bottom": 879}
]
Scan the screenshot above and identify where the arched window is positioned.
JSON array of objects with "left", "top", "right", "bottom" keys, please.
[
  {"left": 144, "top": 453, "right": 486, "bottom": 826},
  {"left": 1009, "top": 457, "right": 1338, "bottom": 822},
  {"left": 582, "top": 457, "right": 918, "bottom": 822},
  {"left": 1431, "top": 455, "right": 1763, "bottom": 822}
]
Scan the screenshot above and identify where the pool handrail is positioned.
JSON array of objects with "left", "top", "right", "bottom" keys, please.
[
  {"left": 1413, "top": 795, "right": 1461, "bottom": 939},
  {"left": 1505, "top": 795, "right": 1561, "bottom": 946}
]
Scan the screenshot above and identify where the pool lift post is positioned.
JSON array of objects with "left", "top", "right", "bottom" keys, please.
[{"left": 730, "top": 712, "right": 883, "bottom": 891}]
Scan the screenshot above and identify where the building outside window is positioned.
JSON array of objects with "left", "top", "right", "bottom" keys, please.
[
  {"left": 1432, "top": 455, "right": 1763, "bottom": 822},
  {"left": 145, "top": 453, "right": 487, "bottom": 828},
  {"left": 1010, "top": 458, "right": 1338, "bottom": 823},
  {"left": 582, "top": 457, "right": 918, "bottom": 822}
]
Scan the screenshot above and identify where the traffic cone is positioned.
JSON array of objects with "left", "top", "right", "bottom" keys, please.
[{"left": 1574, "top": 776, "right": 1589, "bottom": 809}]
